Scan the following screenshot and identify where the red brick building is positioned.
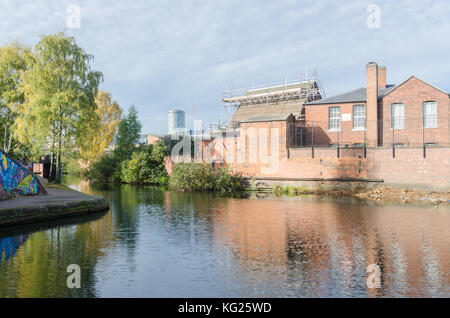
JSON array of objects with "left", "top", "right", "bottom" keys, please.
[
  {"left": 177, "top": 62, "right": 449, "bottom": 189},
  {"left": 304, "top": 62, "right": 450, "bottom": 147},
  {"left": 147, "top": 134, "right": 162, "bottom": 145}
]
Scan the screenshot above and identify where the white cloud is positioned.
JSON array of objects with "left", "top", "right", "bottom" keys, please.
[{"left": 0, "top": 0, "right": 449, "bottom": 133}]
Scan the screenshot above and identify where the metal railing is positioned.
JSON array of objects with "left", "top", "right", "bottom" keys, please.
[{"left": 288, "top": 115, "right": 450, "bottom": 149}]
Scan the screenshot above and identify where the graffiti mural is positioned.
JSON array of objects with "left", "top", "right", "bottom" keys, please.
[{"left": 0, "top": 150, "right": 39, "bottom": 200}]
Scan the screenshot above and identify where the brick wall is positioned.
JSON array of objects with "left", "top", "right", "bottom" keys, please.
[
  {"left": 170, "top": 115, "right": 449, "bottom": 189},
  {"left": 147, "top": 135, "right": 161, "bottom": 145},
  {"left": 365, "top": 147, "right": 450, "bottom": 188},
  {"left": 379, "top": 76, "right": 450, "bottom": 147},
  {"left": 193, "top": 137, "right": 450, "bottom": 189},
  {"left": 304, "top": 102, "right": 366, "bottom": 146},
  {"left": 233, "top": 147, "right": 449, "bottom": 189}
]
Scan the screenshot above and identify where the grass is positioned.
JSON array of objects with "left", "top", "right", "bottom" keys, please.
[
  {"left": 45, "top": 182, "right": 74, "bottom": 191},
  {"left": 272, "top": 185, "right": 315, "bottom": 196}
]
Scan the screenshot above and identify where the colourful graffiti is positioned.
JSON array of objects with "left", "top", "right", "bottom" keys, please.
[{"left": 0, "top": 150, "right": 39, "bottom": 200}]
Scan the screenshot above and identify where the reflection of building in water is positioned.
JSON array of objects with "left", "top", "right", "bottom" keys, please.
[
  {"left": 212, "top": 199, "right": 288, "bottom": 265},
  {"left": 0, "top": 235, "right": 28, "bottom": 264},
  {"left": 208, "top": 196, "right": 450, "bottom": 297}
]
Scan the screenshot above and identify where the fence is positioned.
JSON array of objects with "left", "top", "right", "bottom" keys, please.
[{"left": 288, "top": 115, "right": 450, "bottom": 149}]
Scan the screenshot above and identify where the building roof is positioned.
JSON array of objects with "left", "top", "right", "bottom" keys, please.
[
  {"left": 239, "top": 113, "right": 293, "bottom": 123},
  {"left": 381, "top": 76, "right": 449, "bottom": 98},
  {"left": 244, "top": 81, "right": 317, "bottom": 96},
  {"left": 305, "top": 85, "right": 396, "bottom": 105},
  {"left": 230, "top": 80, "right": 321, "bottom": 125}
]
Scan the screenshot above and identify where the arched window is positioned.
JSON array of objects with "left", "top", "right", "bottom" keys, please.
[{"left": 423, "top": 101, "right": 438, "bottom": 128}]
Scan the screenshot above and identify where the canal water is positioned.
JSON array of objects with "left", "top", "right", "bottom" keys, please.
[{"left": 0, "top": 175, "right": 449, "bottom": 297}]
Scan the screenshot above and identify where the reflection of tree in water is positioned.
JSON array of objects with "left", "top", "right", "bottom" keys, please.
[
  {"left": 0, "top": 210, "right": 113, "bottom": 297},
  {"left": 161, "top": 191, "right": 228, "bottom": 248}
]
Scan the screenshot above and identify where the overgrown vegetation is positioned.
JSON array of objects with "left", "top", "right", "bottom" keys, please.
[
  {"left": 272, "top": 185, "right": 314, "bottom": 196},
  {"left": 121, "top": 143, "right": 168, "bottom": 185},
  {"left": 87, "top": 105, "right": 168, "bottom": 186},
  {"left": 169, "top": 163, "right": 243, "bottom": 193},
  {"left": 87, "top": 105, "right": 141, "bottom": 183},
  {"left": 88, "top": 152, "right": 121, "bottom": 183}
]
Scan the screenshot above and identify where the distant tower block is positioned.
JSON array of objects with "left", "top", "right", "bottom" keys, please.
[{"left": 168, "top": 110, "right": 185, "bottom": 135}]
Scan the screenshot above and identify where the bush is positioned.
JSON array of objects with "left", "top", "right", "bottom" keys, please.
[
  {"left": 169, "top": 163, "right": 243, "bottom": 192},
  {"left": 88, "top": 142, "right": 168, "bottom": 185},
  {"left": 88, "top": 152, "right": 121, "bottom": 183},
  {"left": 120, "top": 148, "right": 168, "bottom": 185}
]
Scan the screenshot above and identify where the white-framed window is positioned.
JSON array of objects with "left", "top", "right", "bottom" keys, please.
[
  {"left": 423, "top": 101, "right": 438, "bottom": 128},
  {"left": 353, "top": 105, "right": 365, "bottom": 130},
  {"left": 329, "top": 106, "right": 340, "bottom": 131},
  {"left": 391, "top": 103, "right": 405, "bottom": 129}
]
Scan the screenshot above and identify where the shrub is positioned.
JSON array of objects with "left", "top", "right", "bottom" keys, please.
[
  {"left": 89, "top": 142, "right": 168, "bottom": 185},
  {"left": 169, "top": 163, "right": 243, "bottom": 192},
  {"left": 120, "top": 149, "right": 168, "bottom": 185},
  {"left": 214, "top": 167, "right": 243, "bottom": 192},
  {"left": 88, "top": 152, "right": 121, "bottom": 183},
  {"left": 272, "top": 185, "right": 314, "bottom": 196}
]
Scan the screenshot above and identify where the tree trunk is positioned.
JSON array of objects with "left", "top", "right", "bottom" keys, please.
[
  {"left": 3, "top": 125, "right": 7, "bottom": 152},
  {"left": 55, "top": 122, "right": 63, "bottom": 184},
  {"left": 55, "top": 152, "right": 62, "bottom": 183},
  {"left": 7, "top": 130, "right": 12, "bottom": 154},
  {"left": 49, "top": 152, "right": 56, "bottom": 182}
]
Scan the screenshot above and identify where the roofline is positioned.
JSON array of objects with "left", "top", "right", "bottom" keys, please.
[
  {"left": 381, "top": 75, "right": 449, "bottom": 98},
  {"left": 246, "top": 79, "right": 315, "bottom": 93},
  {"left": 304, "top": 99, "right": 366, "bottom": 106},
  {"left": 303, "top": 87, "right": 366, "bottom": 106},
  {"left": 240, "top": 119, "right": 289, "bottom": 123},
  {"left": 240, "top": 114, "right": 294, "bottom": 123}
]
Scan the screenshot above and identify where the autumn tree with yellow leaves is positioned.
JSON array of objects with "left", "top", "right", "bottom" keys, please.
[
  {"left": 0, "top": 42, "right": 33, "bottom": 159},
  {"left": 78, "top": 90, "right": 122, "bottom": 169},
  {"left": 15, "top": 32, "right": 102, "bottom": 182}
]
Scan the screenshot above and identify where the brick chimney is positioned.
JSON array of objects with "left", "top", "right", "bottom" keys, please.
[
  {"left": 378, "top": 66, "right": 386, "bottom": 89},
  {"left": 366, "top": 62, "right": 378, "bottom": 147}
]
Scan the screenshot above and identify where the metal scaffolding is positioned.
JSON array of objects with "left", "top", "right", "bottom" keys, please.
[{"left": 220, "top": 70, "right": 326, "bottom": 127}]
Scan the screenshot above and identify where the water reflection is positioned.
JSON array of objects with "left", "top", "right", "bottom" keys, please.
[
  {"left": 0, "top": 235, "right": 28, "bottom": 264},
  {"left": 0, "top": 211, "right": 108, "bottom": 297},
  {"left": 0, "top": 176, "right": 448, "bottom": 297}
]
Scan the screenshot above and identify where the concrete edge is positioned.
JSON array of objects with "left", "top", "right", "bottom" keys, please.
[{"left": 0, "top": 196, "right": 110, "bottom": 227}]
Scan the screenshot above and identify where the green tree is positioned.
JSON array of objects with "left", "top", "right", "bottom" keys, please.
[
  {"left": 15, "top": 32, "right": 102, "bottom": 182},
  {"left": 88, "top": 152, "right": 121, "bottom": 183},
  {"left": 121, "top": 143, "right": 168, "bottom": 185},
  {"left": 114, "top": 105, "right": 142, "bottom": 161},
  {"left": 0, "top": 42, "right": 32, "bottom": 155},
  {"left": 88, "top": 106, "right": 142, "bottom": 184}
]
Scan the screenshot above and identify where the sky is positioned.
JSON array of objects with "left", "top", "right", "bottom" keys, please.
[{"left": 1, "top": 0, "right": 449, "bottom": 134}]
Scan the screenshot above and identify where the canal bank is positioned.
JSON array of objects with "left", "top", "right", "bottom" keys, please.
[
  {"left": 245, "top": 178, "right": 450, "bottom": 205},
  {"left": 0, "top": 188, "right": 109, "bottom": 227}
]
